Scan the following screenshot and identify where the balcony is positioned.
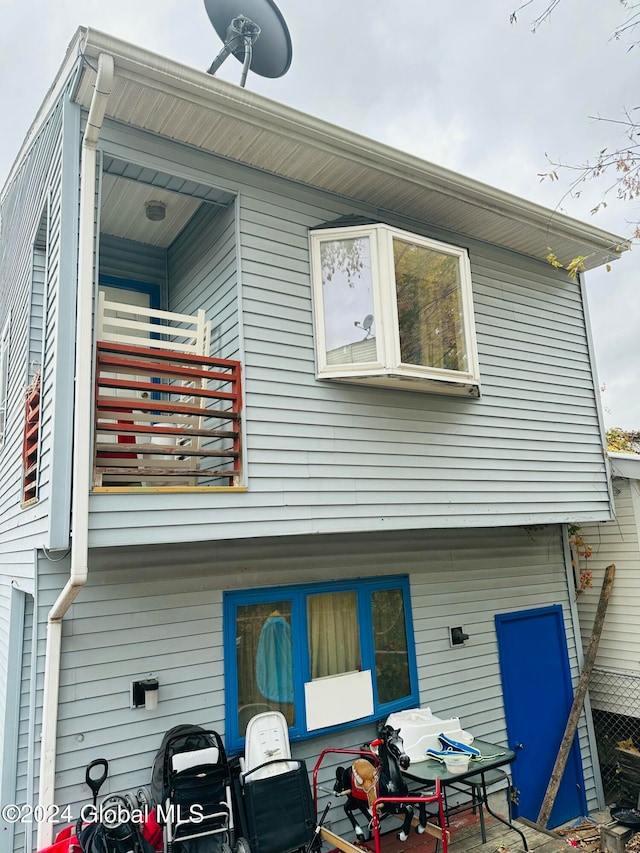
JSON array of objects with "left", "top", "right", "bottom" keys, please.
[{"left": 93, "top": 296, "right": 242, "bottom": 490}]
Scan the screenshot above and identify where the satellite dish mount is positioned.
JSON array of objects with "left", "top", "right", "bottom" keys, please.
[
  {"left": 204, "top": 0, "right": 292, "bottom": 87},
  {"left": 207, "top": 15, "right": 262, "bottom": 87}
]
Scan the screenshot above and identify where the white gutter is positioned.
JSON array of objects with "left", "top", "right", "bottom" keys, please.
[
  {"left": 609, "top": 451, "right": 640, "bottom": 480},
  {"left": 37, "top": 52, "right": 114, "bottom": 851}
]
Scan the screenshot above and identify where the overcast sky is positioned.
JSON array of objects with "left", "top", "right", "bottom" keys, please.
[{"left": 1, "top": 0, "right": 638, "bottom": 428}]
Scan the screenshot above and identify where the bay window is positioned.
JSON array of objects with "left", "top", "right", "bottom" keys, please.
[{"left": 310, "top": 223, "right": 480, "bottom": 396}]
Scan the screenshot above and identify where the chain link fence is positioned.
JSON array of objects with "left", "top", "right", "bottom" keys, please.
[{"left": 589, "top": 668, "right": 640, "bottom": 804}]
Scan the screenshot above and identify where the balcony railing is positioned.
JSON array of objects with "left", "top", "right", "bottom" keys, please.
[
  {"left": 22, "top": 373, "right": 41, "bottom": 504},
  {"left": 93, "top": 341, "right": 242, "bottom": 488}
]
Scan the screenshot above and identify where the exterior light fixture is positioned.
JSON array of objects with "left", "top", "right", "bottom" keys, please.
[
  {"left": 132, "top": 677, "right": 159, "bottom": 710},
  {"left": 450, "top": 626, "right": 470, "bottom": 647},
  {"left": 145, "top": 201, "right": 166, "bottom": 221}
]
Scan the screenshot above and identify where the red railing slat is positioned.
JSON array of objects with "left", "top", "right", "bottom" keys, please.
[{"left": 94, "top": 342, "right": 242, "bottom": 488}]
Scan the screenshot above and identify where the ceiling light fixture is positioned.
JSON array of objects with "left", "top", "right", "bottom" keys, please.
[{"left": 145, "top": 200, "right": 166, "bottom": 222}]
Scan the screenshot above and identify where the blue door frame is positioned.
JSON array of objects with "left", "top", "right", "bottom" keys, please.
[
  {"left": 495, "top": 605, "right": 587, "bottom": 828},
  {"left": 98, "top": 275, "right": 163, "bottom": 398},
  {"left": 98, "top": 274, "right": 161, "bottom": 309}
]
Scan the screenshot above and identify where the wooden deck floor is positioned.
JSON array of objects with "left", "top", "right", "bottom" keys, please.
[
  {"left": 353, "top": 808, "right": 569, "bottom": 853},
  {"left": 445, "top": 814, "right": 570, "bottom": 851}
]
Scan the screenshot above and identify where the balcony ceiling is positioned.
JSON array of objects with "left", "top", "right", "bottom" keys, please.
[{"left": 100, "top": 174, "right": 203, "bottom": 247}]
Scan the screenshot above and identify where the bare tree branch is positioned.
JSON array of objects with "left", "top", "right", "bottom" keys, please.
[
  {"left": 511, "top": 0, "right": 640, "bottom": 242},
  {"left": 510, "top": 0, "right": 562, "bottom": 29}
]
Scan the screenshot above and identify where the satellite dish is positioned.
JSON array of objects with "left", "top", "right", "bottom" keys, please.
[
  {"left": 204, "top": 0, "right": 292, "bottom": 86},
  {"left": 354, "top": 314, "right": 375, "bottom": 339}
]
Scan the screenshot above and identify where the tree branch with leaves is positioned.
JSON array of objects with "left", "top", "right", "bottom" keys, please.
[{"left": 510, "top": 0, "right": 640, "bottom": 258}]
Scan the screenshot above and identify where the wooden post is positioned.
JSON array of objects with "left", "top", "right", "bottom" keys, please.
[{"left": 537, "top": 563, "right": 615, "bottom": 827}]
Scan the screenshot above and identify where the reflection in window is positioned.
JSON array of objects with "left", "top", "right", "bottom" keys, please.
[
  {"left": 372, "top": 588, "right": 411, "bottom": 704},
  {"left": 393, "top": 238, "right": 467, "bottom": 372},
  {"left": 235, "top": 600, "right": 294, "bottom": 735},
  {"left": 308, "top": 590, "right": 360, "bottom": 678},
  {"left": 320, "top": 237, "right": 377, "bottom": 365}
]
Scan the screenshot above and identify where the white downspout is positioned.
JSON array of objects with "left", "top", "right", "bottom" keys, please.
[{"left": 37, "top": 52, "right": 114, "bottom": 851}]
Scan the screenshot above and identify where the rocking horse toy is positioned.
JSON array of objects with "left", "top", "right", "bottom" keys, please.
[{"left": 333, "top": 725, "right": 428, "bottom": 842}]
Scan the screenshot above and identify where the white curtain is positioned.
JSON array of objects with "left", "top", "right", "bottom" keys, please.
[{"left": 307, "top": 591, "right": 360, "bottom": 678}]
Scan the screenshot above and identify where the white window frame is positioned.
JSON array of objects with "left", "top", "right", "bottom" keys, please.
[
  {"left": 0, "top": 316, "right": 10, "bottom": 445},
  {"left": 310, "top": 223, "right": 480, "bottom": 396}
]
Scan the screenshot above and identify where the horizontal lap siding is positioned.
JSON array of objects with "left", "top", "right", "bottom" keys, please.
[
  {"left": 239, "top": 193, "right": 607, "bottom": 521},
  {"left": 29, "top": 248, "right": 46, "bottom": 381},
  {"left": 99, "top": 234, "right": 167, "bottom": 289},
  {"left": 0, "top": 98, "right": 64, "bottom": 543},
  {"left": 167, "top": 201, "right": 238, "bottom": 360},
  {"left": 13, "top": 596, "right": 34, "bottom": 853},
  {"left": 87, "top": 126, "right": 608, "bottom": 546},
  {"left": 36, "top": 156, "right": 63, "bottom": 514},
  {"left": 0, "top": 95, "right": 65, "bottom": 779},
  {"left": 0, "top": 115, "right": 61, "bottom": 545},
  {"left": 577, "top": 477, "right": 640, "bottom": 699},
  {"left": 43, "top": 524, "right": 597, "bottom": 821},
  {"left": 42, "top": 561, "right": 226, "bottom": 806}
]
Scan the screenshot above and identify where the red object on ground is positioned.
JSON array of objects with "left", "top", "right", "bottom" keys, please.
[
  {"left": 35, "top": 825, "right": 76, "bottom": 853},
  {"left": 143, "top": 808, "right": 163, "bottom": 849},
  {"left": 36, "top": 808, "right": 163, "bottom": 853}
]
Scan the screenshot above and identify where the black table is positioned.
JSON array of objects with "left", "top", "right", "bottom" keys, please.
[{"left": 402, "top": 738, "right": 528, "bottom": 851}]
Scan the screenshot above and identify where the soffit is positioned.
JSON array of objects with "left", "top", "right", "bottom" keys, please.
[
  {"left": 100, "top": 175, "right": 203, "bottom": 247},
  {"left": 74, "top": 29, "right": 628, "bottom": 272},
  {"left": 99, "top": 157, "right": 235, "bottom": 248}
]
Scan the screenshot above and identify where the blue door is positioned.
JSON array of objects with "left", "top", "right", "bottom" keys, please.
[{"left": 495, "top": 605, "right": 586, "bottom": 828}]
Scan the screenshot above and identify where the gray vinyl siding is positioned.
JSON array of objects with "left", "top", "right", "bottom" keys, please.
[
  {"left": 35, "top": 168, "right": 64, "bottom": 514},
  {"left": 578, "top": 476, "right": 640, "bottom": 717},
  {"left": 39, "top": 523, "right": 598, "bottom": 822},
  {"left": 0, "top": 67, "right": 613, "bottom": 851},
  {"left": 13, "top": 596, "right": 35, "bottom": 853},
  {"left": 0, "top": 92, "right": 68, "bottom": 773},
  {"left": 29, "top": 247, "right": 46, "bottom": 382},
  {"left": 45, "top": 95, "right": 81, "bottom": 550},
  {"left": 0, "top": 564, "right": 33, "bottom": 749},
  {"left": 0, "top": 93, "right": 63, "bottom": 537},
  {"left": 99, "top": 234, "right": 167, "bottom": 293},
  {"left": 167, "top": 201, "right": 238, "bottom": 361},
  {"left": 86, "top": 124, "right": 610, "bottom": 549}
]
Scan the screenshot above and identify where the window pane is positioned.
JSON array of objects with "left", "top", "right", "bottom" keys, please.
[
  {"left": 319, "top": 237, "right": 377, "bottom": 365},
  {"left": 393, "top": 238, "right": 468, "bottom": 372},
  {"left": 235, "top": 600, "right": 294, "bottom": 735},
  {"left": 308, "top": 591, "right": 360, "bottom": 678},
  {"left": 372, "top": 588, "right": 411, "bottom": 704}
]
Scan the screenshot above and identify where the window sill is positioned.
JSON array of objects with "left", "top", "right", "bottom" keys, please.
[
  {"left": 318, "top": 371, "right": 481, "bottom": 398},
  {"left": 91, "top": 486, "right": 248, "bottom": 493}
]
